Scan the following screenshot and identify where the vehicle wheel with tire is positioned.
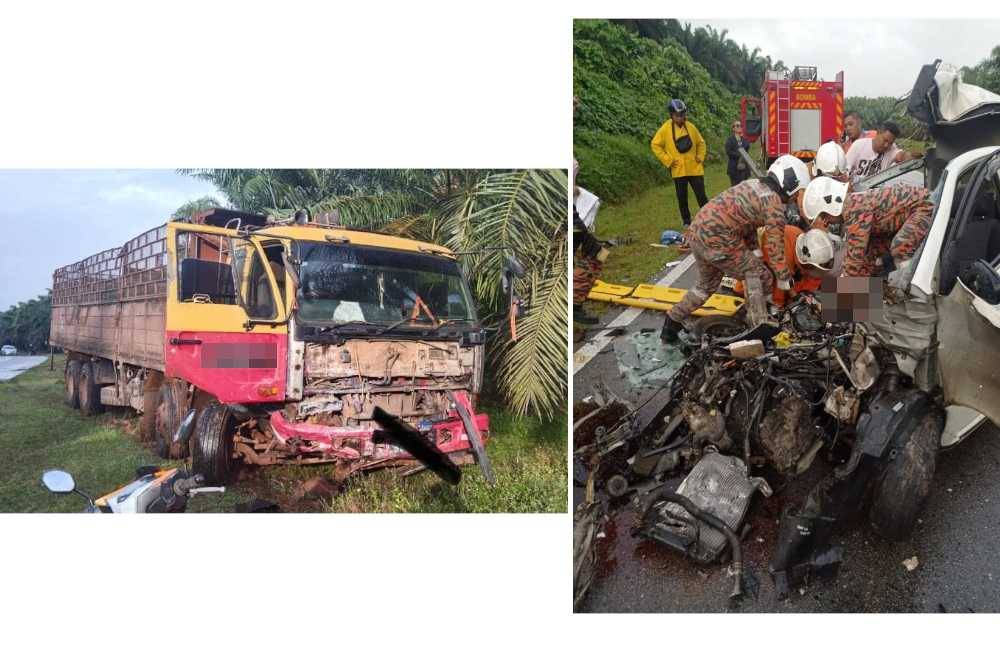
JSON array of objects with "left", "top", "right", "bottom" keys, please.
[
  {"left": 192, "top": 401, "right": 237, "bottom": 485},
  {"left": 154, "top": 379, "right": 189, "bottom": 460},
  {"left": 869, "top": 410, "right": 944, "bottom": 540},
  {"left": 65, "top": 359, "right": 81, "bottom": 409},
  {"left": 78, "top": 362, "right": 103, "bottom": 416},
  {"left": 690, "top": 314, "right": 746, "bottom": 340}
]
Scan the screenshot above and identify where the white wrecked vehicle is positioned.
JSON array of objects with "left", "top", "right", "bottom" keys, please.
[
  {"left": 765, "top": 61, "right": 1000, "bottom": 594},
  {"left": 573, "top": 61, "right": 1000, "bottom": 606}
]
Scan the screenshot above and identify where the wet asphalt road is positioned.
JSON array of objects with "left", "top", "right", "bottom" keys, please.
[
  {"left": 0, "top": 355, "right": 48, "bottom": 381},
  {"left": 573, "top": 256, "right": 1000, "bottom": 613}
]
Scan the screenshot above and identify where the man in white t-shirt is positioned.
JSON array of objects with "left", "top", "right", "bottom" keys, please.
[{"left": 845, "top": 122, "right": 923, "bottom": 181}]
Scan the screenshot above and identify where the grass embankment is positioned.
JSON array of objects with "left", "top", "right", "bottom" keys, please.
[
  {"left": 594, "top": 162, "right": 730, "bottom": 288},
  {"left": 0, "top": 355, "right": 567, "bottom": 513}
]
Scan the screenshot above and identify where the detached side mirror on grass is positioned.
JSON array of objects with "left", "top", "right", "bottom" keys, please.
[{"left": 41, "top": 469, "right": 76, "bottom": 494}]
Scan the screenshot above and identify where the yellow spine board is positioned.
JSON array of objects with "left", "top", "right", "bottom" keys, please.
[{"left": 586, "top": 280, "right": 744, "bottom": 317}]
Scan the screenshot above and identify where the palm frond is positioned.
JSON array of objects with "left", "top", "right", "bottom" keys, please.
[{"left": 491, "top": 238, "right": 568, "bottom": 418}]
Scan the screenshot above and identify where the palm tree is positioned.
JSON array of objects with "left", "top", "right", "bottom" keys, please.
[
  {"left": 173, "top": 196, "right": 223, "bottom": 220},
  {"left": 180, "top": 169, "right": 568, "bottom": 419}
]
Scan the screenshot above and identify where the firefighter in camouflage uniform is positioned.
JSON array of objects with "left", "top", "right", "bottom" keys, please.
[
  {"left": 661, "top": 154, "right": 812, "bottom": 342},
  {"left": 802, "top": 177, "right": 934, "bottom": 276}
]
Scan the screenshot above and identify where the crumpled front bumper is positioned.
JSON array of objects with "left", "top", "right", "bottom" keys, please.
[{"left": 268, "top": 408, "right": 489, "bottom": 462}]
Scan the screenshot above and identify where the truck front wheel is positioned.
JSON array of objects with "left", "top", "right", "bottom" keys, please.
[
  {"left": 65, "top": 360, "right": 81, "bottom": 409},
  {"left": 192, "top": 402, "right": 237, "bottom": 485},
  {"left": 78, "top": 362, "right": 103, "bottom": 416}
]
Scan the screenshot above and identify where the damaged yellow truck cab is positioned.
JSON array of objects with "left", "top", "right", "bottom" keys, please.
[{"left": 51, "top": 209, "right": 491, "bottom": 485}]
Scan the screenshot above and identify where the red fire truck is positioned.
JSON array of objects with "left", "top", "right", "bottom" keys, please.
[{"left": 741, "top": 66, "right": 845, "bottom": 166}]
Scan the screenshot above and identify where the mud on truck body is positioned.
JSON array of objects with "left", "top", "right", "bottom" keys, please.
[
  {"left": 51, "top": 208, "right": 497, "bottom": 485},
  {"left": 575, "top": 61, "right": 1000, "bottom": 606}
]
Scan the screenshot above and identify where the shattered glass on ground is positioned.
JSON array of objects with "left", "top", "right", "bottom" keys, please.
[{"left": 613, "top": 330, "right": 688, "bottom": 392}]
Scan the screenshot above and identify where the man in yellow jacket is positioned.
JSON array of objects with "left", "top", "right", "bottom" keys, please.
[{"left": 651, "top": 99, "right": 708, "bottom": 227}]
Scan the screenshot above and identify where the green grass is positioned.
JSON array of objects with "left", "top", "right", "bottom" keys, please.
[
  {"left": 594, "top": 162, "right": 730, "bottom": 288},
  {"left": 0, "top": 355, "right": 567, "bottom": 513}
]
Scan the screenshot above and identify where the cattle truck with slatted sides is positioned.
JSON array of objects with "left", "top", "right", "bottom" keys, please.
[
  {"left": 50, "top": 208, "right": 498, "bottom": 485},
  {"left": 741, "top": 65, "right": 845, "bottom": 166}
]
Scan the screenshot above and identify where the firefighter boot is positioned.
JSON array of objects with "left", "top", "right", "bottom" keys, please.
[{"left": 660, "top": 314, "right": 684, "bottom": 343}]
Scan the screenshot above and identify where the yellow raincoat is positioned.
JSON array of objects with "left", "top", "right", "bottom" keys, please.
[{"left": 651, "top": 119, "right": 707, "bottom": 179}]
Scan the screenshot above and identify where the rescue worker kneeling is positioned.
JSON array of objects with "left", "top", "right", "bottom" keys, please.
[
  {"left": 802, "top": 176, "right": 933, "bottom": 277},
  {"left": 733, "top": 225, "right": 836, "bottom": 305},
  {"left": 661, "top": 154, "right": 812, "bottom": 343}
]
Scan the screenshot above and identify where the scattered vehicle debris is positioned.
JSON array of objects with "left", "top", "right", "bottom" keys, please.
[{"left": 574, "top": 59, "right": 1000, "bottom": 609}]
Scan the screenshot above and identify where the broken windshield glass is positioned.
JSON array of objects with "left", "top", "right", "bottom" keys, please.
[{"left": 295, "top": 242, "right": 477, "bottom": 327}]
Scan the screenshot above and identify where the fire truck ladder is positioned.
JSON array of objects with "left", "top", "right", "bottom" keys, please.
[{"left": 776, "top": 78, "right": 791, "bottom": 156}]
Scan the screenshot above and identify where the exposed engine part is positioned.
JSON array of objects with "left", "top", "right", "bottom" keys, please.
[
  {"left": 296, "top": 395, "right": 344, "bottom": 419},
  {"left": 605, "top": 474, "right": 629, "bottom": 498},
  {"left": 788, "top": 299, "right": 825, "bottom": 333},
  {"left": 638, "top": 487, "right": 747, "bottom": 600},
  {"left": 758, "top": 394, "right": 816, "bottom": 474},
  {"left": 636, "top": 452, "right": 771, "bottom": 565},
  {"left": 681, "top": 401, "right": 732, "bottom": 451},
  {"left": 824, "top": 385, "right": 860, "bottom": 423}
]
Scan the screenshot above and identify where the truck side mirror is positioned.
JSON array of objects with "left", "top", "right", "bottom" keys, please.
[
  {"left": 502, "top": 256, "right": 527, "bottom": 318},
  {"left": 41, "top": 469, "right": 77, "bottom": 494}
]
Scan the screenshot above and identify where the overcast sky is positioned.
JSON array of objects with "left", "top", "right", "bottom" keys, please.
[
  {"left": 0, "top": 170, "right": 226, "bottom": 310},
  {"left": 691, "top": 19, "right": 1000, "bottom": 98}
]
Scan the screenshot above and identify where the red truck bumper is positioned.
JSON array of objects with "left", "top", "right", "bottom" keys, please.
[{"left": 268, "top": 407, "right": 489, "bottom": 462}]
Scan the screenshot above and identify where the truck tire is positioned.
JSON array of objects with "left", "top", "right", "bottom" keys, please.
[
  {"left": 65, "top": 360, "right": 81, "bottom": 409},
  {"left": 78, "top": 362, "right": 103, "bottom": 416},
  {"left": 154, "top": 380, "right": 189, "bottom": 460},
  {"left": 869, "top": 411, "right": 944, "bottom": 540},
  {"left": 192, "top": 402, "right": 237, "bottom": 485}
]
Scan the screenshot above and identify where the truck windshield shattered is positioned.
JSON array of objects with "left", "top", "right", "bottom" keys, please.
[{"left": 296, "top": 243, "right": 477, "bottom": 327}]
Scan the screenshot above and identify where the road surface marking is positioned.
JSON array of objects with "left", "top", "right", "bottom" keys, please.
[{"left": 573, "top": 253, "right": 695, "bottom": 376}]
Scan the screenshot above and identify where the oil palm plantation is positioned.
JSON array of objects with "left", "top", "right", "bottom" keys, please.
[{"left": 179, "top": 169, "right": 567, "bottom": 419}]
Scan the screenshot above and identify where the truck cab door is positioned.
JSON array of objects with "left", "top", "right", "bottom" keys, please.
[
  {"left": 935, "top": 149, "right": 1000, "bottom": 426},
  {"left": 165, "top": 222, "right": 288, "bottom": 403}
]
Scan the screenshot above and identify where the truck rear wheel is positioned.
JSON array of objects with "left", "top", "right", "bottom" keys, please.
[
  {"left": 154, "top": 380, "right": 189, "bottom": 460},
  {"left": 869, "top": 411, "right": 944, "bottom": 540},
  {"left": 78, "top": 362, "right": 103, "bottom": 416},
  {"left": 192, "top": 402, "right": 237, "bottom": 485},
  {"left": 65, "top": 360, "right": 81, "bottom": 409}
]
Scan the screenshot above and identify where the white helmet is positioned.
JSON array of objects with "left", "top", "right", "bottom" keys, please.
[
  {"left": 767, "top": 155, "right": 811, "bottom": 198},
  {"left": 814, "top": 141, "right": 847, "bottom": 177},
  {"left": 802, "top": 176, "right": 849, "bottom": 221},
  {"left": 795, "top": 228, "right": 837, "bottom": 272}
]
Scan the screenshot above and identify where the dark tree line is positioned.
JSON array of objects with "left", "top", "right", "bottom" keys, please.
[
  {"left": 611, "top": 19, "right": 788, "bottom": 96},
  {"left": 0, "top": 292, "right": 51, "bottom": 354}
]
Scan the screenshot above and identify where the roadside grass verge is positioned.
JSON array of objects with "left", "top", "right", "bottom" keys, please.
[
  {"left": 593, "top": 162, "right": 730, "bottom": 288},
  {"left": 0, "top": 355, "right": 566, "bottom": 513}
]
